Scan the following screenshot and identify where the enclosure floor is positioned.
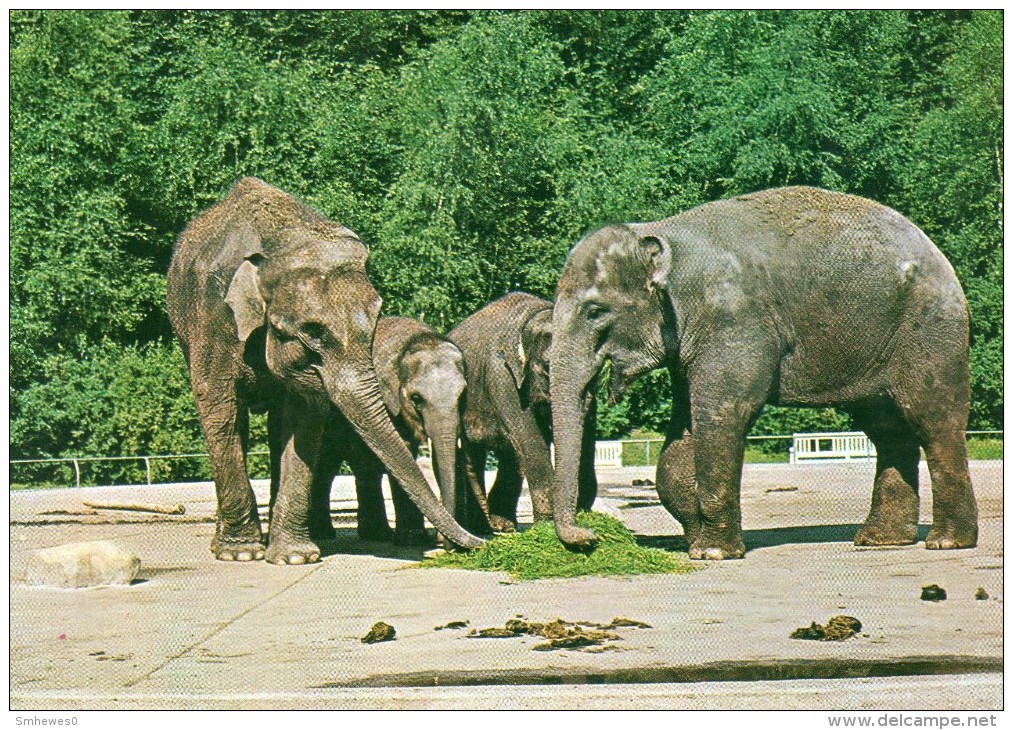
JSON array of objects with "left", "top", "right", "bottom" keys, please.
[{"left": 10, "top": 462, "right": 1003, "bottom": 710}]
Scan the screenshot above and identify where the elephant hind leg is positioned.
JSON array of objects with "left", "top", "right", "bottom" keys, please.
[
  {"left": 921, "top": 428, "right": 978, "bottom": 549},
  {"left": 309, "top": 439, "right": 338, "bottom": 542},
  {"left": 192, "top": 374, "right": 264, "bottom": 561},
  {"left": 889, "top": 359, "right": 977, "bottom": 549},
  {"left": 390, "top": 478, "right": 429, "bottom": 546},
  {"left": 346, "top": 438, "right": 394, "bottom": 543},
  {"left": 850, "top": 404, "right": 920, "bottom": 546},
  {"left": 898, "top": 403, "right": 977, "bottom": 550}
]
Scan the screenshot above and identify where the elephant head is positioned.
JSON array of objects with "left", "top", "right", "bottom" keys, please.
[
  {"left": 376, "top": 320, "right": 467, "bottom": 526},
  {"left": 226, "top": 252, "right": 483, "bottom": 550},
  {"left": 549, "top": 224, "right": 676, "bottom": 547}
]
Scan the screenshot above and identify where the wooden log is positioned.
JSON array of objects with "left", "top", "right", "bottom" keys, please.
[{"left": 81, "top": 500, "right": 186, "bottom": 515}]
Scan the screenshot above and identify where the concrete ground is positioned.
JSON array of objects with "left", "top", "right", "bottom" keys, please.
[{"left": 9, "top": 461, "right": 1003, "bottom": 710}]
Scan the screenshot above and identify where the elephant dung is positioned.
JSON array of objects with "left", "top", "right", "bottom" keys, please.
[
  {"left": 975, "top": 587, "right": 990, "bottom": 600},
  {"left": 467, "top": 617, "right": 633, "bottom": 651},
  {"left": 434, "top": 620, "right": 470, "bottom": 631},
  {"left": 26, "top": 540, "right": 140, "bottom": 589},
  {"left": 921, "top": 584, "right": 947, "bottom": 602},
  {"left": 361, "top": 622, "right": 396, "bottom": 644},
  {"left": 790, "top": 615, "right": 862, "bottom": 642}
]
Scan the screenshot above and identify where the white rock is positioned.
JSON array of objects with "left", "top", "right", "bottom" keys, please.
[{"left": 26, "top": 540, "right": 140, "bottom": 588}]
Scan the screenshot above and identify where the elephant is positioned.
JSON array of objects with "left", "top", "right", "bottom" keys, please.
[
  {"left": 166, "top": 177, "right": 482, "bottom": 564},
  {"left": 311, "top": 316, "right": 468, "bottom": 546},
  {"left": 547, "top": 186, "right": 978, "bottom": 560},
  {"left": 448, "top": 292, "right": 598, "bottom": 532}
]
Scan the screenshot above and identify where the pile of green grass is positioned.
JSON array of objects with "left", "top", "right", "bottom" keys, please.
[{"left": 421, "top": 511, "right": 697, "bottom": 580}]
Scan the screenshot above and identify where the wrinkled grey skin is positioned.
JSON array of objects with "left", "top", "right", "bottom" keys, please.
[
  {"left": 549, "top": 186, "right": 978, "bottom": 559},
  {"left": 449, "top": 292, "right": 597, "bottom": 532},
  {"left": 167, "top": 178, "right": 482, "bottom": 564},
  {"left": 313, "top": 317, "right": 467, "bottom": 546}
]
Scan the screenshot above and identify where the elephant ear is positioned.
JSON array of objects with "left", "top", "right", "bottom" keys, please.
[
  {"left": 225, "top": 256, "right": 266, "bottom": 343},
  {"left": 502, "top": 330, "right": 527, "bottom": 396},
  {"left": 639, "top": 235, "right": 671, "bottom": 292},
  {"left": 377, "top": 360, "right": 402, "bottom": 418},
  {"left": 504, "top": 308, "right": 549, "bottom": 408}
]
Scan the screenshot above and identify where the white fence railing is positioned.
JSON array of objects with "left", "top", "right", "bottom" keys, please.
[
  {"left": 789, "top": 431, "right": 876, "bottom": 464},
  {"left": 10, "top": 431, "right": 1002, "bottom": 489}
]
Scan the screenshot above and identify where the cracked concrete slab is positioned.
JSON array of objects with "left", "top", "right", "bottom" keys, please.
[{"left": 9, "top": 461, "right": 1003, "bottom": 709}]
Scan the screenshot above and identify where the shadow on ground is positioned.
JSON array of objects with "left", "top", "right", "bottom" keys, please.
[
  {"left": 316, "top": 528, "right": 434, "bottom": 561},
  {"left": 638, "top": 524, "right": 932, "bottom": 554}
]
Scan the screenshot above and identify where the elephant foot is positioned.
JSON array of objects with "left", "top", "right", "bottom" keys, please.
[
  {"left": 212, "top": 523, "right": 266, "bottom": 562},
  {"left": 925, "top": 524, "right": 978, "bottom": 550},
  {"left": 211, "top": 538, "right": 266, "bottom": 562},
  {"left": 854, "top": 522, "right": 918, "bottom": 547},
  {"left": 556, "top": 523, "right": 598, "bottom": 550},
  {"left": 397, "top": 527, "right": 435, "bottom": 547},
  {"left": 265, "top": 537, "right": 321, "bottom": 566},
  {"left": 487, "top": 513, "right": 517, "bottom": 533},
  {"left": 688, "top": 535, "right": 745, "bottom": 561},
  {"left": 358, "top": 521, "right": 395, "bottom": 542}
]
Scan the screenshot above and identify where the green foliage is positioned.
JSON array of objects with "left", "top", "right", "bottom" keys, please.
[
  {"left": 421, "top": 511, "right": 696, "bottom": 579},
  {"left": 11, "top": 341, "right": 210, "bottom": 483},
  {"left": 967, "top": 437, "right": 1002, "bottom": 461},
  {"left": 10, "top": 10, "right": 1003, "bottom": 474}
]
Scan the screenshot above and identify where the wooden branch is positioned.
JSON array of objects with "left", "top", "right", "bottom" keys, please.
[{"left": 81, "top": 501, "right": 186, "bottom": 515}]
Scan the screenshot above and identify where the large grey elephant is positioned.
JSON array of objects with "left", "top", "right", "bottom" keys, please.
[
  {"left": 312, "top": 316, "right": 467, "bottom": 546},
  {"left": 166, "top": 177, "right": 482, "bottom": 564},
  {"left": 449, "top": 292, "right": 597, "bottom": 532},
  {"left": 548, "top": 186, "right": 978, "bottom": 559}
]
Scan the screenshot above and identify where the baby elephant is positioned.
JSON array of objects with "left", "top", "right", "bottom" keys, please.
[
  {"left": 311, "top": 317, "right": 467, "bottom": 545},
  {"left": 449, "top": 292, "right": 598, "bottom": 533}
]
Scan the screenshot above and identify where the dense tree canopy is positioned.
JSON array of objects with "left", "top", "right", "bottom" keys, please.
[{"left": 10, "top": 10, "right": 1003, "bottom": 468}]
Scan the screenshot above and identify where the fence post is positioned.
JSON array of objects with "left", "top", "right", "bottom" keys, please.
[
  {"left": 144, "top": 457, "right": 152, "bottom": 485},
  {"left": 645, "top": 440, "right": 651, "bottom": 465},
  {"left": 72, "top": 459, "right": 81, "bottom": 488}
]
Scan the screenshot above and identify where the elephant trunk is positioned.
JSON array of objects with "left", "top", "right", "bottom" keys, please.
[
  {"left": 422, "top": 409, "right": 461, "bottom": 530},
  {"left": 326, "top": 365, "right": 483, "bottom": 549},
  {"left": 549, "top": 356, "right": 600, "bottom": 548}
]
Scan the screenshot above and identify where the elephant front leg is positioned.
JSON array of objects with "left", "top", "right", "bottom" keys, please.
[
  {"left": 508, "top": 420, "right": 555, "bottom": 522},
  {"left": 266, "top": 396, "right": 324, "bottom": 565},
  {"left": 687, "top": 347, "right": 774, "bottom": 560},
  {"left": 577, "top": 396, "right": 599, "bottom": 512},
  {"left": 656, "top": 435, "right": 701, "bottom": 546},
  {"left": 655, "top": 376, "right": 701, "bottom": 545},
  {"left": 459, "top": 441, "right": 504, "bottom": 534},
  {"left": 486, "top": 448, "right": 523, "bottom": 532},
  {"left": 689, "top": 418, "right": 748, "bottom": 561}
]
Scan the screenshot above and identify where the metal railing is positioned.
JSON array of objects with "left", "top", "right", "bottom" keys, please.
[{"left": 10, "top": 431, "right": 1002, "bottom": 489}]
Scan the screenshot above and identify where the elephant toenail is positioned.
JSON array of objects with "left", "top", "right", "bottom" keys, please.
[
  {"left": 236, "top": 551, "right": 252, "bottom": 561},
  {"left": 219, "top": 553, "right": 235, "bottom": 561},
  {"left": 288, "top": 555, "right": 306, "bottom": 565}
]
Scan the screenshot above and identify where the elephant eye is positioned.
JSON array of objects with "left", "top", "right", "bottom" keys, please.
[
  {"left": 410, "top": 393, "right": 424, "bottom": 407},
  {"left": 585, "top": 303, "right": 609, "bottom": 322},
  {"left": 300, "top": 322, "right": 327, "bottom": 341}
]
